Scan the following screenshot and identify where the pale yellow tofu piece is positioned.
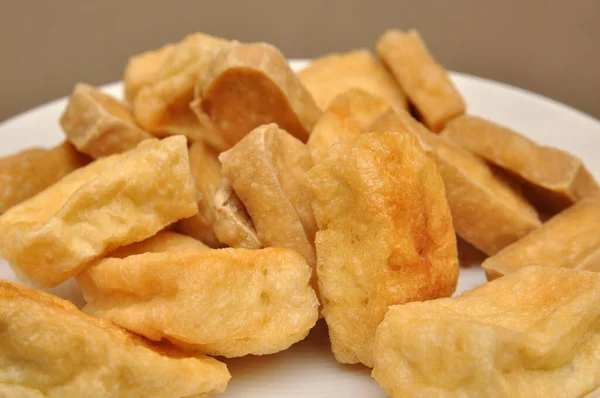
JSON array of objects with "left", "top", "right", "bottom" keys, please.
[
  {"left": 219, "top": 123, "right": 317, "bottom": 271},
  {"left": 77, "top": 248, "right": 319, "bottom": 358},
  {"left": 373, "top": 266, "right": 600, "bottom": 398},
  {"left": 133, "top": 33, "right": 229, "bottom": 144},
  {"left": 0, "top": 136, "right": 198, "bottom": 287},
  {"left": 0, "top": 281, "right": 230, "bottom": 398}
]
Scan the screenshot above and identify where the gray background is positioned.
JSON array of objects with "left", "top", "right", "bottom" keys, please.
[{"left": 1, "top": 0, "right": 599, "bottom": 121}]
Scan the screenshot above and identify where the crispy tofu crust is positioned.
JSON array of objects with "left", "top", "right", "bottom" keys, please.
[
  {"left": 373, "top": 267, "right": 600, "bottom": 398},
  {"left": 307, "top": 131, "right": 458, "bottom": 367},
  {"left": 0, "top": 137, "right": 198, "bottom": 287},
  {"left": 219, "top": 123, "right": 317, "bottom": 270},
  {"left": 0, "top": 281, "right": 230, "bottom": 398},
  {"left": 77, "top": 247, "right": 319, "bottom": 358},
  {"left": 124, "top": 42, "right": 176, "bottom": 104},
  {"left": 370, "top": 108, "right": 541, "bottom": 255}
]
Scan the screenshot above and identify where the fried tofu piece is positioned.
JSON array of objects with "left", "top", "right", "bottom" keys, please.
[
  {"left": 441, "top": 115, "right": 600, "bottom": 213},
  {"left": 213, "top": 180, "right": 262, "bottom": 249},
  {"left": 0, "top": 281, "right": 230, "bottom": 398},
  {"left": 220, "top": 124, "right": 317, "bottom": 267},
  {"left": 483, "top": 198, "right": 600, "bottom": 279},
  {"left": 77, "top": 248, "right": 319, "bottom": 358},
  {"left": 373, "top": 267, "right": 600, "bottom": 398},
  {"left": 376, "top": 30, "right": 465, "bottom": 132},
  {"left": 192, "top": 42, "right": 321, "bottom": 149},
  {"left": 133, "top": 33, "right": 229, "bottom": 143},
  {"left": 60, "top": 83, "right": 153, "bottom": 158},
  {"left": 0, "top": 137, "right": 198, "bottom": 287},
  {"left": 297, "top": 49, "right": 408, "bottom": 111},
  {"left": 175, "top": 141, "right": 223, "bottom": 247},
  {"left": 307, "top": 131, "right": 458, "bottom": 367},
  {"left": 307, "top": 88, "right": 389, "bottom": 162},
  {"left": 108, "top": 231, "right": 209, "bottom": 259},
  {"left": 0, "top": 142, "right": 89, "bottom": 214},
  {"left": 370, "top": 108, "right": 541, "bottom": 255},
  {"left": 124, "top": 43, "right": 176, "bottom": 104}
]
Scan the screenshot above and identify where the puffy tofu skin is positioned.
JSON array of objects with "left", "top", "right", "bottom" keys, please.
[
  {"left": 373, "top": 267, "right": 600, "bottom": 398},
  {"left": 77, "top": 248, "right": 319, "bottom": 358},
  {"left": 308, "top": 131, "right": 458, "bottom": 367},
  {"left": 0, "top": 137, "right": 198, "bottom": 287},
  {"left": 0, "top": 281, "right": 230, "bottom": 398},
  {"left": 132, "top": 33, "right": 229, "bottom": 142},
  {"left": 219, "top": 124, "right": 317, "bottom": 276}
]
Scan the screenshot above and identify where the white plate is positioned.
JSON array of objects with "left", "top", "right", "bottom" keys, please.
[{"left": 1, "top": 60, "right": 599, "bottom": 398}]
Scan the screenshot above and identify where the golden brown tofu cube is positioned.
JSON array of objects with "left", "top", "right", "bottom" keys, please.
[
  {"left": 442, "top": 115, "right": 600, "bottom": 213},
  {"left": 370, "top": 108, "right": 541, "bottom": 255},
  {"left": 61, "top": 83, "right": 153, "bottom": 158},
  {"left": 377, "top": 30, "right": 465, "bottom": 132},
  {"left": 307, "top": 131, "right": 458, "bottom": 367}
]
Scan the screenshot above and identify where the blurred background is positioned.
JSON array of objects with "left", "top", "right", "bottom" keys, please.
[{"left": 1, "top": 0, "right": 599, "bottom": 121}]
